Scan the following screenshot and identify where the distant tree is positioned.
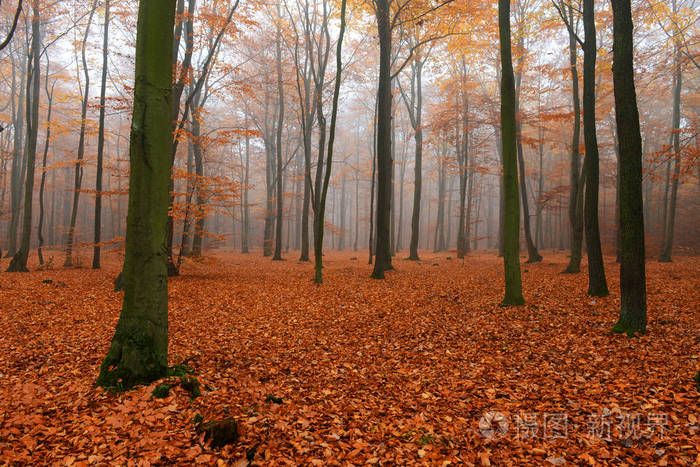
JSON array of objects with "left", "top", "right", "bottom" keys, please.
[
  {"left": 97, "top": 0, "right": 177, "bottom": 389},
  {"left": 64, "top": 0, "right": 97, "bottom": 267},
  {"left": 610, "top": 0, "right": 646, "bottom": 335}
]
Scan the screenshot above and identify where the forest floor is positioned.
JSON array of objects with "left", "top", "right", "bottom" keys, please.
[{"left": 0, "top": 249, "right": 698, "bottom": 466}]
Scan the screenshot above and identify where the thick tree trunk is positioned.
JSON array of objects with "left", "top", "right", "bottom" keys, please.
[
  {"left": 97, "top": 0, "right": 176, "bottom": 389},
  {"left": 93, "top": 0, "right": 110, "bottom": 269},
  {"left": 582, "top": 0, "right": 609, "bottom": 296},
  {"left": 610, "top": 0, "right": 646, "bottom": 335},
  {"left": 498, "top": 0, "right": 524, "bottom": 305},
  {"left": 371, "top": 0, "right": 393, "bottom": 278}
]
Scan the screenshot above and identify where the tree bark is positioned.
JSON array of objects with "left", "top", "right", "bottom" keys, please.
[
  {"left": 498, "top": 0, "right": 524, "bottom": 305},
  {"left": 92, "top": 0, "right": 110, "bottom": 269},
  {"left": 371, "top": 0, "right": 393, "bottom": 278},
  {"left": 610, "top": 0, "right": 646, "bottom": 335},
  {"left": 582, "top": 0, "right": 609, "bottom": 296},
  {"left": 659, "top": 33, "right": 682, "bottom": 262},
  {"left": 97, "top": 0, "right": 176, "bottom": 389},
  {"left": 64, "top": 2, "right": 97, "bottom": 267},
  {"left": 6, "top": 3, "right": 40, "bottom": 272},
  {"left": 273, "top": 8, "right": 285, "bottom": 261}
]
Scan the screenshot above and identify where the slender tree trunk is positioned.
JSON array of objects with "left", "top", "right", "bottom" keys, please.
[
  {"left": 313, "top": 0, "right": 346, "bottom": 283},
  {"left": 498, "top": 0, "right": 524, "bottom": 305},
  {"left": 38, "top": 59, "right": 55, "bottom": 266},
  {"left": 6, "top": 41, "right": 27, "bottom": 258},
  {"left": 659, "top": 41, "right": 682, "bottom": 262},
  {"left": 65, "top": 2, "right": 97, "bottom": 267},
  {"left": 7, "top": 3, "right": 40, "bottom": 272},
  {"left": 561, "top": 2, "right": 584, "bottom": 274},
  {"left": 273, "top": 9, "right": 285, "bottom": 261},
  {"left": 241, "top": 117, "right": 250, "bottom": 254},
  {"left": 93, "top": 0, "right": 110, "bottom": 269},
  {"left": 610, "top": 0, "right": 646, "bottom": 335},
  {"left": 582, "top": 0, "right": 608, "bottom": 296},
  {"left": 97, "top": 0, "right": 176, "bottom": 389},
  {"left": 515, "top": 59, "right": 542, "bottom": 263},
  {"left": 407, "top": 59, "right": 423, "bottom": 261}
]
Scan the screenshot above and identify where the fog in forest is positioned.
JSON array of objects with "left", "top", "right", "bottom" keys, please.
[{"left": 0, "top": 0, "right": 698, "bottom": 268}]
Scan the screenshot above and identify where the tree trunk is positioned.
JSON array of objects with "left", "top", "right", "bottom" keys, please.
[
  {"left": 498, "top": 0, "right": 525, "bottom": 305},
  {"left": 7, "top": 4, "right": 40, "bottom": 273},
  {"left": 562, "top": 2, "right": 584, "bottom": 274},
  {"left": 273, "top": 10, "right": 285, "bottom": 261},
  {"left": 610, "top": 0, "right": 646, "bottom": 335},
  {"left": 93, "top": 0, "right": 110, "bottom": 269},
  {"left": 97, "top": 0, "right": 176, "bottom": 389},
  {"left": 514, "top": 55, "right": 542, "bottom": 263},
  {"left": 582, "top": 0, "right": 609, "bottom": 296},
  {"left": 407, "top": 59, "right": 423, "bottom": 261},
  {"left": 6, "top": 40, "right": 27, "bottom": 258},
  {"left": 659, "top": 39, "right": 682, "bottom": 262},
  {"left": 313, "top": 0, "right": 346, "bottom": 283},
  {"left": 38, "top": 57, "right": 55, "bottom": 266},
  {"left": 64, "top": 2, "right": 97, "bottom": 267}
]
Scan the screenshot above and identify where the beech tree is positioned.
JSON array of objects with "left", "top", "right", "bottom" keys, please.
[
  {"left": 97, "top": 0, "right": 176, "bottom": 389},
  {"left": 610, "top": 0, "right": 646, "bottom": 335},
  {"left": 499, "top": 0, "right": 525, "bottom": 306}
]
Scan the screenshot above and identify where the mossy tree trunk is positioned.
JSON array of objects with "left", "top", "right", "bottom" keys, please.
[
  {"left": 498, "top": 0, "right": 524, "bottom": 306},
  {"left": 610, "top": 0, "right": 646, "bottom": 335},
  {"left": 97, "top": 0, "right": 176, "bottom": 389}
]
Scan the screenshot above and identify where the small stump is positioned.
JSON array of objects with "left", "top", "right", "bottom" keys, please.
[{"left": 197, "top": 417, "right": 239, "bottom": 448}]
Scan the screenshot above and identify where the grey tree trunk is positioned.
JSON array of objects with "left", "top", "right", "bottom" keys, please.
[
  {"left": 7, "top": 3, "right": 40, "bottom": 273},
  {"left": 659, "top": 38, "right": 682, "bottom": 262},
  {"left": 64, "top": 2, "right": 97, "bottom": 267}
]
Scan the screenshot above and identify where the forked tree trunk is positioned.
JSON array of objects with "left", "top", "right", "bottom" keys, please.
[{"left": 7, "top": 3, "right": 40, "bottom": 273}]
